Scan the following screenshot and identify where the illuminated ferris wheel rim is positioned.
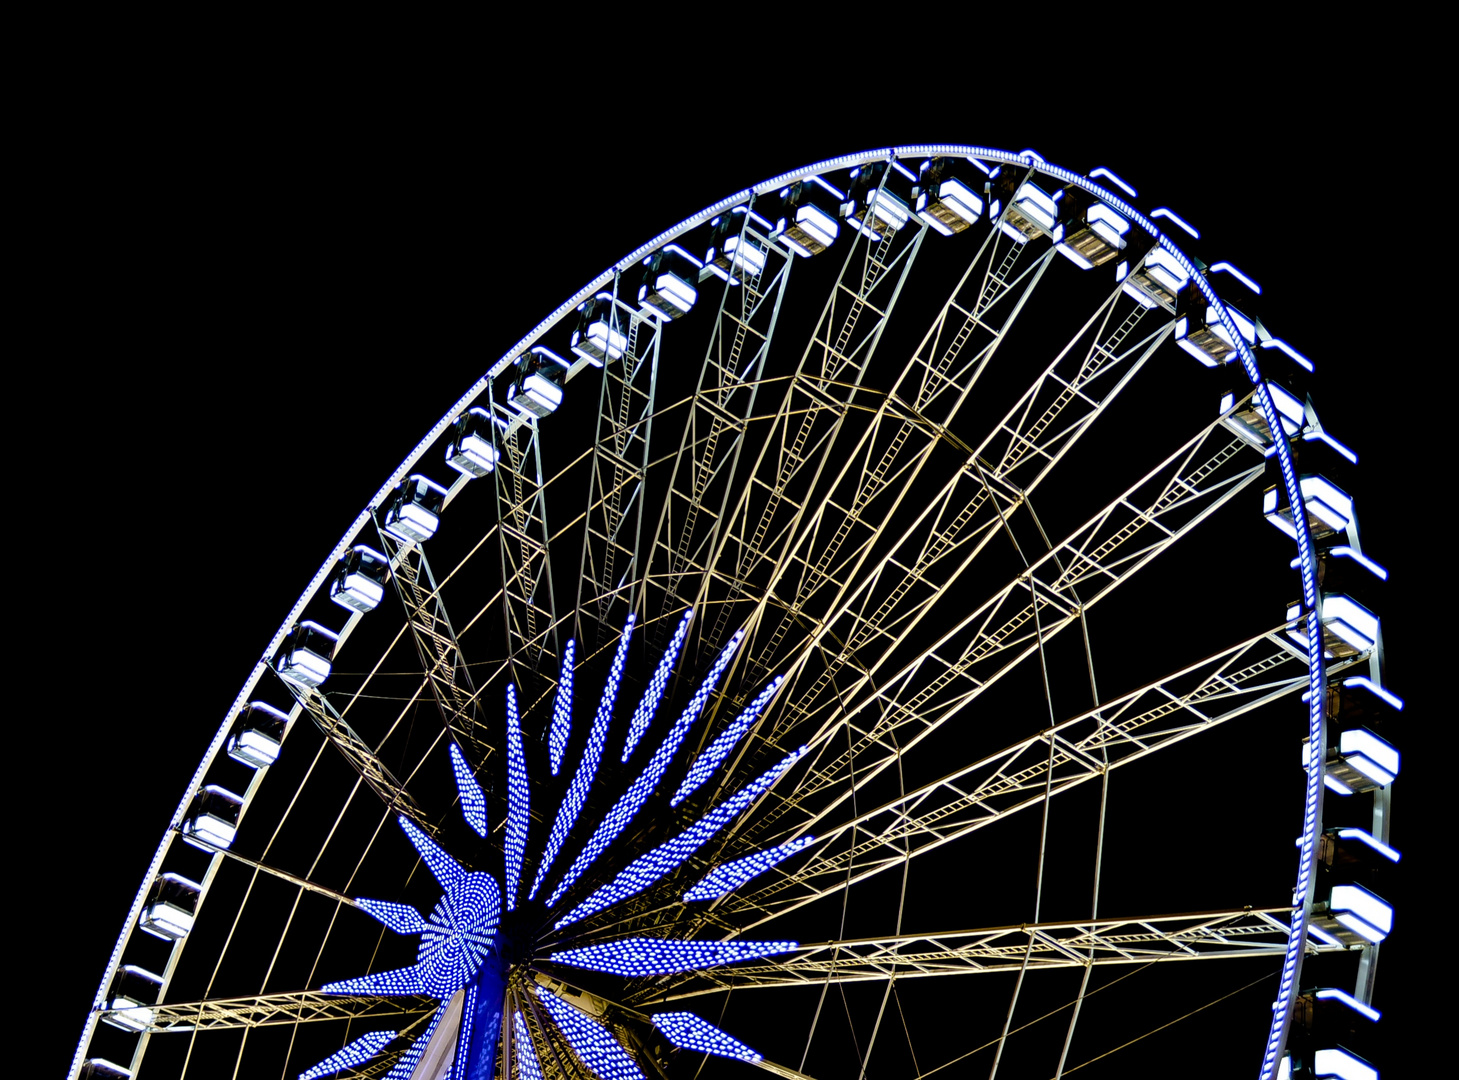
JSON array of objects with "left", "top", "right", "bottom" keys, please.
[{"left": 73, "top": 143, "right": 1361, "bottom": 1080}]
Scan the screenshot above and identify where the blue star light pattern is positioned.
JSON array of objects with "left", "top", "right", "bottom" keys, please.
[
  {"left": 548, "top": 639, "right": 576, "bottom": 775},
  {"left": 529, "top": 615, "right": 636, "bottom": 901},
  {"left": 652, "top": 1012, "right": 762, "bottom": 1062},
  {"left": 547, "top": 630, "right": 745, "bottom": 908},
  {"left": 682, "top": 835, "right": 817, "bottom": 901},
  {"left": 621, "top": 610, "right": 694, "bottom": 761},
  {"left": 534, "top": 986, "right": 647, "bottom": 1080},
  {"left": 307, "top": 609, "right": 799, "bottom": 1079},
  {"left": 505, "top": 683, "right": 529, "bottom": 911},
  {"left": 449, "top": 741, "right": 489, "bottom": 838},
  {"left": 513, "top": 1012, "right": 544, "bottom": 1080},
  {"left": 298, "top": 1029, "right": 399, "bottom": 1080},
  {"left": 400, "top": 817, "right": 465, "bottom": 892},
  {"left": 357, "top": 898, "right": 430, "bottom": 936},
  {"left": 550, "top": 938, "right": 797, "bottom": 977},
  {"left": 555, "top": 746, "right": 808, "bottom": 929}
]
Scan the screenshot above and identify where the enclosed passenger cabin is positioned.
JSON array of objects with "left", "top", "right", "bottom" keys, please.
[
  {"left": 445, "top": 408, "right": 501, "bottom": 479},
  {"left": 181, "top": 784, "right": 245, "bottom": 851},
  {"left": 570, "top": 294, "right": 627, "bottom": 371},
  {"left": 638, "top": 244, "right": 702, "bottom": 317},
  {"left": 226, "top": 701, "right": 290, "bottom": 768},
  {"left": 138, "top": 872, "right": 202, "bottom": 941},
  {"left": 382, "top": 475, "right": 449, "bottom": 545},
  {"left": 770, "top": 176, "right": 843, "bottom": 256},
  {"left": 507, "top": 347, "right": 571, "bottom": 419},
  {"left": 330, "top": 544, "right": 391, "bottom": 612},
  {"left": 703, "top": 207, "right": 773, "bottom": 283},
  {"left": 912, "top": 157, "right": 984, "bottom": 236},
  {"left": 273, "top": 620, "right": 340, "bottom": 688}
]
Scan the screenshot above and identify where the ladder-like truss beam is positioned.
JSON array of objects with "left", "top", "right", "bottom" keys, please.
[{"left": 107, "top": 991, "right": 436, "bottom": 1033}]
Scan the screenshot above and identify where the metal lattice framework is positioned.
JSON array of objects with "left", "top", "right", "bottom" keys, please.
[{"left": 70, "top": 145, "right": 1395, "bottom": 1080}]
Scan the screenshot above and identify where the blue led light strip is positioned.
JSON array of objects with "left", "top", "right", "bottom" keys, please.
[
  {"left": 514, "top": 1011, "right": 545, "bottom": 1080},
  {"left": 357, "top": 898, "right": 429, "bottom": 936},
  {"left": 671, "top": 674, "right": 782, "bottom": 807},
  {"left": 530, "top": 616, "right": 636, "bottom": 901},
  {"left": 299, "top": 1028, "right": 399, "bottom": 1079},
  {"left": 449, "top": 742, "right": 488, "bottom": 839},
  {"left": 382, "top": 1002, "right": 449, "bottom": 1080},
  {"left": 450, "top": 983, "right": 478, "bottom": 1080},
  {"left": 621, "top": 610, "right": 695, "bottom": 761},
  {"left": 555, "top": 747, "right": 806, "bottom": 929},
  {"left": 551, "top": 937, "right": 796, "bottom": 976},
  {"left": 548, "top": 624, "right": 742, "bottom": 908},
  {"left": 504, "top": 683, "right": 529, "bottom": 911},
  {"left": 683, "top": 836, "right": 816, "bottom": 901},
  {"left": 534, "top": 987, "right": 646, "bottom": 1080},
  {"left": 322, "top": 963, "right": 426, "bottom": 997},
  {"left": 653, "top": 1012, "right": 762, "bottom": 1063},
  {"left": 548, "top": 639, "right": 576, "bottom": 776},
  {"left": 400, "top": 816, "right": 465, "bottom": 892}
]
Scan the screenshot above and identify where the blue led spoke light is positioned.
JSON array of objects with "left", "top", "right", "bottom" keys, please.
[
  {"left": 548, "top": 639, "right": 576, "bottom": 775},
  {"left": 504, "top": 683, "right": 529, "bottom": 911},
  {"left": 514, "top": 1012, "right": 544, "bottom": 1080},
  {"left": 530, "top": 615, "right": 636, "bottom": 901},
  {"left": 683, "top": 836, "right": 816, "bottom": 901},
  {"left": 357, "top": 898, "right": 429, "bottom": 936},
  {"left": 299, "top": 1029, "right": 400, "bottom": 1079},
  {"left": 449, "top": 742, "right": 489, "bottom": 839},
  {"left": 551, "top": 938, "right": 796, "bottom": 977},
  {"left": 534, "top": 988, "right": 646, "bottom": 1080},
  {"left": 671, "top": 674, "right": 782, "bottom": 806},
  {"left": 322, "top": 964, "right": 427, "bottom": 997},
  {"left": 400, "top": 816, "right": 465, "bottom": 892},
  {"left": 621, "top": 610, "right": 695, "bottom": 761},
  {"left": 556, "top": 747, "right": 806, "bottom": 928},
  {"left": 653, "top": 1012, "right": 762, "bottom": 1063},
  {"left": 549, "top": 625, "right": 743, "bottom": 906}
]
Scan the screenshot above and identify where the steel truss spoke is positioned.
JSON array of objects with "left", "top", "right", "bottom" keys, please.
[
  {"left": 637, "top": 909, "right": 1327, "bottom": 1002},
  {"left": 721, "top": 418, "right": 1262, "bottom": 863},
  {"left": 646, "top": 212, "right": 795, "bottom": 646},
  {"left": 576, "top": 299, "right": 662, "bottom": 644},
  {"left": 694, "top": 281, "right": 1171, "bottom": 796},
  {"left": 281, "top": 680, "right": 436, "bottom": 836},
  {"left": 111, "top": 991, "right": 436, "bottom": 1033},
  {"left": 377, "top": 530, "right": 494, "bottom": 764},
  {"left": 492, "top": 409, "right": 559, "bottom": 674}
]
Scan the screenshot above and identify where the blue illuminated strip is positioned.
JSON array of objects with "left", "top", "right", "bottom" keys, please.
[
  {"left": 549, "top": 639, "right": 576, "bottom": 776},
  {"left": 652, "top": 1012, "right": 761, "bottom": 1063},
  {"left": 322, "top": 964, "right": 426, "bottom": 996},
  {"left": 357, "top": 898, "right": 429, "bottom": 936},
  {"left": 530, "top": 616, "right": 636, "bottom": 901},
  {"left": 514, "top": 1012, "right": 544, "bottom": 1080},
  {"left": 449, "top": 742, "right": 488, "bottom": 839},
  {"left": 549, "top": 626, "right": 742, "bottom": 907},
  {"left": 555, "top": 747, "right": 806, "bottom": 928},
  {"left": 551, "top": 937, "right": 796, "bottom": 976},
  {"left": 683, "top": 836, "right": 816, "bottom": 901},
  {"left": 505, "top": 683, "right": 529, "bottom": 911},
  {"left": 451, "top": 983, "right": 477, "bottom": 1080},
  {"left": 671, "top": 675, "right": 782, "bottom": 807},
  {"left": 534, "top": 988, "right": 646, "bottom": 1080},
  {"left": 383, "top": 1003, "right": 448, "bottom": 1080},
  {"left": 299, "top": 1028, "right": 398, "bottom": 1079},
  {"left": 400, "top": 816, "right": 465, "bottom": 892},
  {"left": 622, "top": 610, "right": 694, "bottom": 761}
]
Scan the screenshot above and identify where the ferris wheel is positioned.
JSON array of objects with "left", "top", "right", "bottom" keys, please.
[{"left": 69, "top": 144, "right": 1401, "bottom": 1080}]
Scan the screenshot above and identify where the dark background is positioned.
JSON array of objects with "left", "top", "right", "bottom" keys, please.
[{"left": 39, "top": 74, "right": 1424, "bottom": 1078}]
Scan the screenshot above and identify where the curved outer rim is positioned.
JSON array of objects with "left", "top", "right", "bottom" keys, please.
[{"left": 69, "top": 145, "right": 1328, "bottom": 1080}]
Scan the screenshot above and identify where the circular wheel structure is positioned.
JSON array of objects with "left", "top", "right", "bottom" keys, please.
[{"left": 71, "top": 145, "right": 1400, "bottom": 1080}]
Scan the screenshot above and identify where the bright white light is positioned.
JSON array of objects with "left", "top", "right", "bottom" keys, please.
[
  {"left": 1323, "top": 595, "right": 1378, "bottom": 652},
  {"left": 725, "top": 235, "right": 767, "bottom": 274},
  {"left": 1338, "top": 728, "right": 1398, "bottom": 780},
  {"left": 866, "top": 190, "right": 911, "bottom": 230},
  {"left": 139, "top": 900, "right": 195, "bottom": 940},
  {"left": 1303, "top": 429, "right": 1358, "bottom": 463},
  {"left": 1261, "top": 337, "right": 1314, "bottom": 372},
  {"left": 1121, "top": 282, "right": 1158, "bottom": 309},
  {"left": 1322, "top": 773, "right": 1355, "bottom": 795},
  {"left": 1268, "top": 383, "right": 1306, "bottom": 434},
  {"left": 1342, "top": 675, "right": 1402, "bottom": 709},
  {"left": 1312, "top": 1047, "right": 1377, "bottom": 1080},
  {"left": 228, "top": 727, "right": 281, "bottom": 768},
  {"left": 1151, "top": 207, "right": 1200, "bottom": 238},
  {"left": 1306, "top": 922, "right": 1344, "bottom": 946},
  {"left": 1055, "top": 241, "right": 1095, "bottom": 269},
  {"left": 1314, "top": 987, "right": 1381, "bottom": 1022},
  {"left": 1089, "top": 167, "right": 1137, "bottom": 197},
  {"left": 1301, "top": 476, "right": 1353, "bottom": 532},
  {"left": 103, "top": 999, "right": 155, "bottom": 1032},
  {"left": 1334, "top": 828, "right": 1400, "bottom": 863},
  {"left": 447, "top": 432, "right": 500, "bottom": 478},
  {"left": 1330, "top": 883, "right": 1393, "bottom": 939},
  {"left": 1177, "top": 337, "right": 1221, "bottom": 367},
  {"left": 1211, "top": 261, "right": 1262, "bottom": 294},
  {"left": 999, "top": 220, "right": 1031, "bottom": 244},
  {"left": 796, "top": 204, "right": 838, "bottom": 245}
]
